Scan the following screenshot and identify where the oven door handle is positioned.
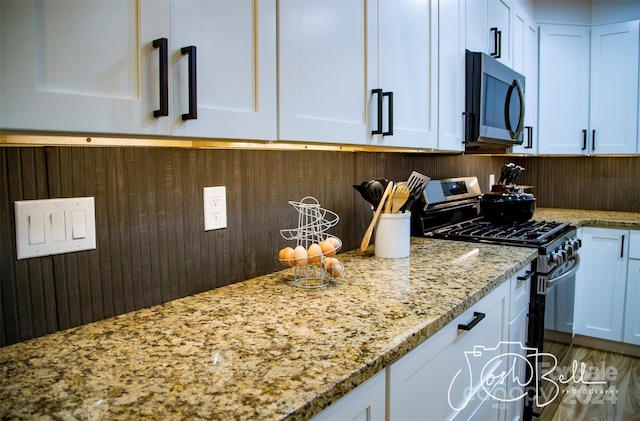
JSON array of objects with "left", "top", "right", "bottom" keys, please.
[{"left": 546, "top": 254, "right": 580, "bottom": 289}]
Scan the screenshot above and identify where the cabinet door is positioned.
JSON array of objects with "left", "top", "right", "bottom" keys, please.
[
  {"left": 311, "top": 369, "right": 386, "bottom": 421},
  {"left": 438, "top": 0, "right": 465, "bottom": 152},
  {"left": 488, "top": 0, "right": 512, "bottom": 67},
  {"left": 0, "top": 0, "right": 170, "bottom": 135},
  {"left": 278, "top": 0, "right": 370, "bottom": 145},
  {"left": 466, "top": 0, "right": 489, "bottom": 54},
  {"left": 538, "top": 25, "right": 591, "bottom": 155},
  {"left": 511, "top": 8, "right": 538, "bottom": 155},
  {"left": 575, "top": 227, "right": 629, "bottom": 342},
  {"left": 589, "top": 21, "right": 639, "bottom": 155},
  {"left": 376, "top": 0, "right": 438, "bottom": 149},
  {"left": 170, "top": 0, "right": 276, "bottom": 141},
  {"left": 506, "top": 306, "right": 528, "bottom": 421},
  {"left": 389, "top": 282, "right": 508, "bottom": 420},
  {"left": 624, "top": 259, "right": 640, "bottom": 346}
]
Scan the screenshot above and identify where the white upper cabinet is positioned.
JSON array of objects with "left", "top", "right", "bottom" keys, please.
[
  {"left": 373, "top": 0, "right": 438, "bottom": 149},
  {"left": 466, "top": 0, "right": 489, "bottom": 54},
  {"left": 538, "top": 21, "right": 639, "bottom": 155},
  {"left": 466, "top": 0, "right": 511, "bottom": 66},
  {"left": 0, "top": 0, "right": 171, "bottom": 135},
  {"left": 278, "top": 0, "right": 371, "bottom": 145},
  {"left": 589, "top": 21, "right": 639, "bottom": 155},
  {"left": 538, "top": 25, "right": 591, "bottom": 155},
  {"left": 511, "top": 5, "right": 538, "bottom": 154},
  {"left": 438, "top": 0, "right": 465, "bottom": 152},
  {"left": 170, "top": 0, "right": 277, "bottom": 141},
  {"left": 488, "top": 0, "right": 512, "bottom": 67},
  {"left": 0, "top": 0, "right": 277, "bottom": 141}
]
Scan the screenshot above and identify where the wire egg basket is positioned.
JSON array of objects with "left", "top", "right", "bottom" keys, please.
[{"left": 279, "top": 197, "right": 343, "bottom": 288}]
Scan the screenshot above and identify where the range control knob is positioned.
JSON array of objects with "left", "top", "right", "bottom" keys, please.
[
  {"left": 552, "top": 251, "right": 564, "bottom": 266},
  {"left": 562, "top": 243, "right": 574, "bottom": 256}
]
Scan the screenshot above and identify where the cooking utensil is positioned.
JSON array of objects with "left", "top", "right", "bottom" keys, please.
[
  {"left": 384, "top": 182, "right": 395, "bottom": 213},
  {"left": 361, "top": 181, "right": 394, "bottom": 251},
  {"left": 400, "top": 172, "right": 431, "bottom": 213},
  {"left": 480, "top": 189, "right": 536, "bottom": 223},
  {"left": 406, "top": 171, "right": 430, "bottom": 194},
  {"left": 390, "top": 183, "right": 410, "bottom": 213},
  {"left": 352, "top": 178, "right": 388, "bottom": 207}
]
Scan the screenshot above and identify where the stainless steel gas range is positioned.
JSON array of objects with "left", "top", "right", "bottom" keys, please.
[{"left": 410, "top": 176, "right": 581, "bottom": 421}]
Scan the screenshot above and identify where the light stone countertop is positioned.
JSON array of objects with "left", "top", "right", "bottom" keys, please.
[
  {"left": 534, "top": 207, "right": 640, "bottom": 229},
  {"left": 1, "top": 207, "right": 636, "bottom": 420},
  {"left": 0, "top": 238, "right": 537, "bottom": 420}
]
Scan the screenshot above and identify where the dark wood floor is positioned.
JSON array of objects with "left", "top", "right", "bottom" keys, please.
[{"left": 538, "top": 346, "right": 640, "bottom": 421}]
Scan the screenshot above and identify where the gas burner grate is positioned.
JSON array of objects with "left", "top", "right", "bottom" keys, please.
[{"left": 431, "top": 218, "right": 571, "bottom": 247}]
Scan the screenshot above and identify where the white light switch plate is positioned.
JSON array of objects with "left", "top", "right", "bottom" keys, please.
[
  {"left": 203, "top": 186, "right": 227, "bottom": 231},
  {"left": 14, "top": 197, "right": 96, "bottom": 259}
]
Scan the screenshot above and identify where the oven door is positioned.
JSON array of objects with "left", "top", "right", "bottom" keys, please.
[{"left": 532, "top": 254, "right": 580, "bottom": 415}]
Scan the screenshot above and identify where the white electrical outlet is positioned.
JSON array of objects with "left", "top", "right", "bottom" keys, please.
[{"left": 203, "top": 186, "right": 227, "bottom": 231}]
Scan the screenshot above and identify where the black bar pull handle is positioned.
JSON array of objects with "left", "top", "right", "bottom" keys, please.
[
  {"left": 181, "top": 46, "right": 197, "bottom": 120},
  {"left": 592, "top": 129, "right": 596, "bottom": 151},
  {"left": 518, "top": 270, "right": 536, "bottom": 282},
  {"left": 458, "top": 311, "right": 486, "bottom": 331},
  {"left": 490, "top": 27, "right": 499, "bottom": 57},
  {"left": 372, "top": 89, "right": 383, "bottom": 135},
  {"left": 383, "top": 91, "right": 393, "bottom": 136},
  {"left": 525, "top": 126, "right": 533, "bottom": 149},
  {"left": 490, "top": 28, "right": 502, "bottom": 58},
  {"left": 153, "top": 38, "right": 169, "bottom": 117},
  {"left": 582, "top": 129, "right": 587, "bottom": 150},
  {"left": 621, "top": 235, "right": 625, "bottom": 258}
]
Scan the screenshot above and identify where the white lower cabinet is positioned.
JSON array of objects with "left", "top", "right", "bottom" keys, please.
[
  {"left": 311, "top": 369, "right": 386, "bottom": 421},
  {"left": 575, "top": 227, "right": 629, "bottom": 342},
  {"left": 389, "top": 281, "right": 509, "bottom": 420},
  {"left": 312, "top": 269, "right": 535, "bottom": 420},
  {"left": 625, "top": 232, "right": 640, "bottom": 345},
  {"left": 505, "top": 267, "right": 532, "bottom": 421}
]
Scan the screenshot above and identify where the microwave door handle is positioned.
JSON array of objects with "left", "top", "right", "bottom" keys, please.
[{"left": 505, "top": 79, "right": 526, "bottom": 140}]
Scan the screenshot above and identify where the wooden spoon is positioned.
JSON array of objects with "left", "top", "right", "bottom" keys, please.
[
  {"left": 390, "top": 183, "right": 410, "bottom": 213},
  {"left": 361, "top": 181, "right": 394, "bottom": 251}
]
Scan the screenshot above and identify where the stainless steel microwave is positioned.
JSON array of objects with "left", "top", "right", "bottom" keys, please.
[{"left": 464, "top": 50, "right": 525, "bottom": 150}]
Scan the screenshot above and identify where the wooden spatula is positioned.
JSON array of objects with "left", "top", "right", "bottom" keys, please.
[
  {"left": 390, "top": 183, "right": 410, "bottom": 213},
  {"left": 361, "top": 181, "right": 394, "bottom": 251}
]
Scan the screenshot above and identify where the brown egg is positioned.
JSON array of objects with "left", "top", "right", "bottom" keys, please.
[
  {"left": 282, "top": 247, "right": 295, "bottom": 266},
  {"left": 319, "top": 240, "right": 336, "bottom": 257},
  {"left": 325, "top": 257, "right": 344, "bottom": 278},
  {"left": 294, "top": 245, "right": 308, "bottom": 266},
  {"left": 307, "top": 243, "right": 323, "bottom": 264},
  {"left": 326, "top": 237, "right": 340, "bottom": 249}
]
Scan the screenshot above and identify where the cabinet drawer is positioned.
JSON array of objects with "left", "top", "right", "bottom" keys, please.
[
  {"left": 629, "top": 230, "right": 640, "bottom": 259},
  {"left": 389, "top": 281, "right": 508, "bottom": 420},
  {"left": 311, "top": 369, "right": 386, "bottom": 421},
  {"left": 510, "top": 266, "right": 532, "bottom": 321}
]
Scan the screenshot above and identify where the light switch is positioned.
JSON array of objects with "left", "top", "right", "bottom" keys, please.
[
  {"left": 15, "top": 197, "right": 96, "bottom": 260},
  {"left": 72, "top": 210, "right": 86, "bottom": 239},
  {"left": 51, "top": 212, "right": 66, "bottom": 242},
  {"left": 28, "top": 214, "right": 45, "bottom": 245}
]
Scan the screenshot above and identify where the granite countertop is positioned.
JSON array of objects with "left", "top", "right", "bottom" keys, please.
[
  {"left": 0, "top": 238, "right": 537, "bottom": 420},
  {"left": 534, "top": 207, "right": 640, "bottom": 229}
]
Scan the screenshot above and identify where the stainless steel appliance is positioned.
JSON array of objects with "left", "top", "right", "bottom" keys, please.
[
  {"left": 411, "top": 177, "right": 581, "bottom": 421},
  {"left": 465, "top": 51, "right": 526, "bottom": 150}
]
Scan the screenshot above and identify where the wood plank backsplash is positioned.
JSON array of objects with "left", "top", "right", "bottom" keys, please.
[{"left": 1, "top": 147, "right": 638, "bottom": 346}]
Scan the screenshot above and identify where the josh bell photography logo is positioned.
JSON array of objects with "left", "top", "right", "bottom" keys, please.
[{"left": 447, "top": 341, "right": 619, "bottom": 411}]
